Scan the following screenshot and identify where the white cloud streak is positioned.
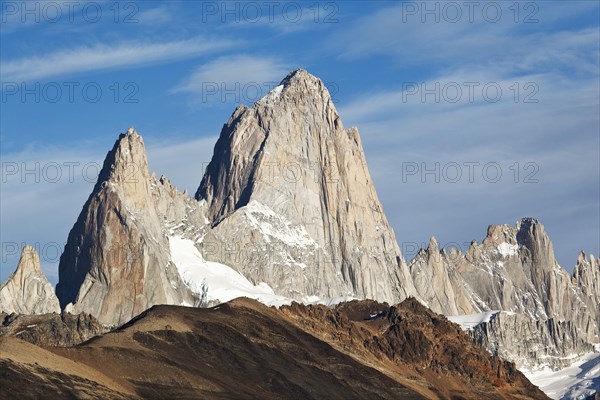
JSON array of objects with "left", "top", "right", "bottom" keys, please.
[
  {"left": 329, "top": 2, "right": 599, "bottom": 75},
  {"left": 1, "top": 37, "right": 236, "bottom": 82},
  {"left": 172, "top": 54, "right": 290, "bottom": 96}
]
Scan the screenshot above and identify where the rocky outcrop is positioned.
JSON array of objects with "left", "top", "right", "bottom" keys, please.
[
  {"left": 409, "top": 237, "right": 483, "bottom": 315},
  {"left": 471, "top": 312, "right": 595, "bottom": 370},
  {"left": 0, "top": 311, "right": 106, "bottom": 347},
  {"left": 196, "top": 69, "right": 417, "bottom": 303},
  {"left": 573, "top": 252, "right": 600, "bottom": 333},
  {"left": 281, "top": 298, "right": 549, "bottom": 399},
  {"left": 0, "top": 246, "right": 60, "bottom": 315},
  {"left": 56, "top": 128, "right": 206, "bottom": 326},
  {"left": 410, "top": 218, "right": 599, "bottom": 370}
]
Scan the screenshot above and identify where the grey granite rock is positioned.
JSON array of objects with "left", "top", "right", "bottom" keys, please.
[{"left": 0, "top": 246, "right": 60, "bottom": 315}]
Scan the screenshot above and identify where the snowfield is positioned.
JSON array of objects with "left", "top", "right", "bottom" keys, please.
[
  {"left": 524, "top": 352, "right": 600, "bottom": 400},
  {"left": 258, "top": 84, "right": 284, "bottom": 105},
  {"left": 169, "top": 236, "right": 291, "bottom": 307},
  {"left": 169, "top": 235, "right": 354, "bottom": 308}
]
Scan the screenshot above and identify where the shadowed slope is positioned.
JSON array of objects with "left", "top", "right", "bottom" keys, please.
[{"left": 3, "top": 299, "right": 426, "bottom": 399}]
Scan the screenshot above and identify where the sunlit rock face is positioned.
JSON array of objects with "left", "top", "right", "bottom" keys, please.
[
  {"left": 0, "top": 245, "right": 60, "bottom": 315},
  {"left": 196, "top": 69, "right": 418, "bottom": 303}
]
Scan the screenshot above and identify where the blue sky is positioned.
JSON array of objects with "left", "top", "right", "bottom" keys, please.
[{"left": 1, "top": 0, "right": 599, "bottom": 285}]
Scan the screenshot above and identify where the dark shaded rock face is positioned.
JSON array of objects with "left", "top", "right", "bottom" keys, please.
[{"left": 1, "top": 312, "right": 106, "bottom": 346}]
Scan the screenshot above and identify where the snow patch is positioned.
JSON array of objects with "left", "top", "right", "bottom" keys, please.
[
  {"left": 447, "top": 311, "right": 499, "bottom": 331},
  {"left": 498, "top": 242, "right": 519, "bottom": 257},
  {"left": 303, "top": 295, "right": 321, "bottom": 303},
  {"left": 258, "top": 84, "right": 284, "bottom": 104},
  {"left": 241, "top": 200, "right": 318, "bottom": 248}
]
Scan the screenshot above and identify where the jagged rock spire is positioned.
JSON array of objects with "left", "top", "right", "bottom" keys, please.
[
  {"left": 572, "top": 250, "right": 599, "bottom": 314},
  {"left": 92, "top": 127, "right": 151, "bottom": 210},
  {"left": 0, "top": 245, "right": 60, "bottom": 314},
  {"left": 56, "top": 128, "right": 195, "bottom": 326},
  {"left": 410, "top": 217, "right": 599, "bottom": 369},
  {"left": 196, "top": 68, "right": 339, "bottom": 221}
]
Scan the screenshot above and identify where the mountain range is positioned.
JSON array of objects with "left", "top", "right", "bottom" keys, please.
[{"left": 1, "top": 70, "right": 598, "bottom": 400}]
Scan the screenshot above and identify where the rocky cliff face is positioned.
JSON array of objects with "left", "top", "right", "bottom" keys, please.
[
  {"left": 55, "top": 128, "right": 206, "bottom": 326},
  {"left": 410, "top": 218, "right": 599, "bottom": 370},
  {"left": 409, "top": 237, "right": 483, "bottom": 315},
  {"left": 55, "top": 72, "right": 419, "bottom": 325},
  {"left": 573, "top": 252, "right": 600, "bottom": 334},
  {"left": 196, "top": 69, "right": 417, "bottom": 303},
  {"left": 471, "top": 312, "right": 596, "bottom": 370},
  {"left": 1, "top": 311, "right": 106, "bottom": 347},
  {"left": 0, "top": 246, "right": 60, "bottom": 315}
]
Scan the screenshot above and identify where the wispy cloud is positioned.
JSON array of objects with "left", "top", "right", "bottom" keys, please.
[
  {"left": 172, "top": 55, "right": 291, "bottom": 103},
  {"left": 329, "top": 2, "right": 599, "bottom": 74},
  {"left": 1, "top": 36, "right": 236, "bottom": 82},
  {"left": 202, "top": 2, "right": 341, "bottom": 35},
  {"left": 137, "top": 6, "right": 174, "bottom": 25}
]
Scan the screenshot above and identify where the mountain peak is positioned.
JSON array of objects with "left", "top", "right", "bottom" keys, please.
[
  {"left": 57, "top": 127, "right": 196, "bottom": 324},
  {"left": 280, "top": 68, "right": 319, "bottom": 86},
  {"left": 15, "top": 245, "right": 41, "bottom": 274},
  {"left": 428, "top": 236, "right": 439, "bottom": 252},
  {"left": 275, "top": 68, "right": 332, "bottom": 103},
  {"left": 196, "top": 70, "right": 417, "bottom": 304},
  {"left": 516, "top": 217, "right": 549, "bottom": 247},
  {"left": 98, "top": 127, "right": 147, "bottom": 178},
  {"left": 483, "top": 224, "right": 517, "bottom": 248},
  {"left": 483, "top": 218, "right": 547, "bottom": 248},
  {"left": 92, "top": 128, "right": 151, "bottom": 210},
  {"left": 516, "top": 217, "right": 541, "bottom": 230},
  {"left": 196, "top": 70, "right": 341, "bottom": 221},
  {"left": 578, "top": 250, "right": 587, "bottom": 264},
  {"left": 0, "top": 245, "right": 60, "bottom": 314}
]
